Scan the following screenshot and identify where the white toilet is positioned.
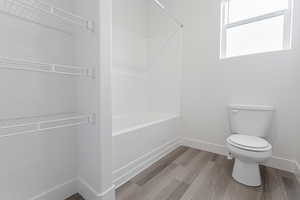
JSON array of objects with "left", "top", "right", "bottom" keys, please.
[{"left": 226, "top": 104, "right": 274, "bottom": 187}]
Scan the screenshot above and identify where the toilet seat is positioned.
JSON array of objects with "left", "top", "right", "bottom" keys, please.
[{"left": 227, "top": 134, "right": 272, "bottom": 152}]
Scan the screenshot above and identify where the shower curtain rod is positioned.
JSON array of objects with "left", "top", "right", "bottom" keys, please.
[{"left": 152, "top": 0, "right": 184, "bottom": 28}]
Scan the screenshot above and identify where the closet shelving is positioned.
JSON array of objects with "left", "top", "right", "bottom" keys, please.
[
  {"left": 0, "top": 57, "right": 95, "bottom": 78},
  {"left": 1, "top": 0, "right": 95, "bottom": 136},
  {"left": 2, "top": 0, "right": 94, "bottom": 31},
  {"left": 0, "top": 113, "right": 95, "bottom": 139}
]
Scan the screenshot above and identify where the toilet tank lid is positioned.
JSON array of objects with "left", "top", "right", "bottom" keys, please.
[{"left": 229, "top": 104, "right": 274, "bottom": 111}]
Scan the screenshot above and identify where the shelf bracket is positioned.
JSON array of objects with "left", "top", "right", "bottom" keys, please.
[
  {"left": 87, "top": 68, "right": 96, "bottom": 79},
  {"left": 87, "top": 20, "right": 95, "bottom": 31},
  {"left": 88, "top": 113, "right": 96, "bottom": 124}
]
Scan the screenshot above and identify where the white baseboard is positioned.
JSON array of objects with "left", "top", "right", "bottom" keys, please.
[
  {"left": 180, "top": 137, "right": 298, "bottom": 174},
  {"left": 295, "top": 161, "right": 300, "bottom": 176},
  {"left": 180, "top": 137, "right": 228, "bottom": 156},
  {"left": 263, "top": 156, "right": 298, "bottom": 173},
  {"left": 113, "top": 138, "right": 181, "bottom": 188},
  {"left": 77, "top": 178, "right": 115, "bottom": 200},
  {"left": 28, "top": 178, "right": 115, "bottom": 200},
  {"left": 29, "top": 179, "right": 78, "bottom": 200}
]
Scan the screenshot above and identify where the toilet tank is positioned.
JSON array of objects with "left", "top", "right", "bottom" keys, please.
[{"left": 229, "top": 105, "right": 274, "bottom": 137}]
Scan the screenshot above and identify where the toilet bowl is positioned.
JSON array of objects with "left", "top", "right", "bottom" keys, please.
[
  {"left": 226, "top": 104, "right": 274, "bottom": 187},
  {"left": 226, "top": 134, "right": 272, "bottom": 186}
]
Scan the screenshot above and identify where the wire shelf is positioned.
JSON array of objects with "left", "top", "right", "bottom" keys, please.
[
  {"left": 0, "top": 0, "right": 94, "bottom": 32},
  {"left": 0, "top": 57, "right": 95, "bottom": 78},
  {"left": 0, "top": 113, "right": 95, "bottom": 138}
]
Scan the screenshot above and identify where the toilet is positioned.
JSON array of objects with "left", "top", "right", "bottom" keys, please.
[{"left": 226, "top": 105, "right": 274, "bottom": 187}]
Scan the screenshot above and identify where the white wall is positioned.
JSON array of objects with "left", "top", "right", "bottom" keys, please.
[
  {"left": 148, "top": 2, "right": 183, "bottom": 114},
  {"left": 0, "top": 0, "right": 116, "bottom": 199},
  {"left": 164, "top": 0, "right": 300, "bottom": 162},
  {"left": 112, "top": 0, "right": 151, "bottom": 116},
  {"left": 74, "top": 0, "right": 103, "bottom": 195},
  {"left": 75, "top": 0, "right": 115, "bottom": 199},
  {"left": 0, "top": 0, "right": 78, "bottom": 199},
  {"left": 112, "top": 0, "right": 182, "bottom": 118}
]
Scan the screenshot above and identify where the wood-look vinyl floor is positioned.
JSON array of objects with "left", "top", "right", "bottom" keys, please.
[
  {"left": 116, "top": 147, "right": 300, "bottom": 200},
  {"left": 65, "top": 147, "right": 300, "bottom": 200}
]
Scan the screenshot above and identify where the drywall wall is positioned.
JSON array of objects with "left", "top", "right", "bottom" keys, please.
[
  {"left": 148, "top": 1, "right": 182, "bottom": 114},
  {"left": 75, "top": 0, "right": 115, "bottom": 199},
  {"left": 0, "top": 0, "right": 78, "bottom": 199},
  {"left": 74, "top": 0, "right": 103, "bottom": 196},
  {"left": 112, "top": 0, "right": 182, "bottom": 117},
  {"left": 112, "top": 0, "right": 151, "bottom": 117},
  {"left": 163, "top": 0, "right": 300, "bottom": 163}
]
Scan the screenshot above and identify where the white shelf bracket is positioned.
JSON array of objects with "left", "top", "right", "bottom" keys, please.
[
  {"left": 51, "top": 64, "right": 56, "bottom": 72},
  {"left": 87, "top": 20, "right": 94, "bottom": 31},
  {"left": 88, "top": 113, "right": 96, "bottom": 124},
  {"left": 50, "top": 6, "right": 55, "bottom": 14},
  {"left": 5, "top": 0, "right": 95, "bottom": 32},
  {"left": 87, "top": 68, "right": 96, "bottom": 79}
]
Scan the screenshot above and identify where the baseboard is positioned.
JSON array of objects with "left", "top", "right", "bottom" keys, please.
[
  {"left": 180, "top": 137, "right": 228, "bottom": 156},
  {"left": 295, "top": 161, "right": 300, "bottom": 176},
  {"left": 113, "top": 138, "right": 181, "bottom": 188},
  {"left": 77, "top": 178, "right": 116, "bottom": 200},
  {"left": 263, "top": 156, "right": 298, "bottom": 173},
  {"left": 28, "top": 178, "right": 115, "bottom": 200},
  {"left": 29, "top": 179, "right": 78, "bottom": 200},
  {"left": 180, "top": 137, "right": 298, "bottom": 174}
]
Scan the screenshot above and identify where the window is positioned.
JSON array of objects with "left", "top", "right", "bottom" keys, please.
[{"left": 220, "top": 0, "right": 293, "bottom": 58}]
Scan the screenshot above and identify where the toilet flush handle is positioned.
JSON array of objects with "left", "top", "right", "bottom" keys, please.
[{"left": 232, "top": 110, "right": 239, "bottom": 114}]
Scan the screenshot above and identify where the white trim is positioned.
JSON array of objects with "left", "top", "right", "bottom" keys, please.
[
  {"left": 225, "top": 10, "right": 287, "bottom": 29},
  {"left": 295, "top": 161, "right": 300, "bottom": 176},
  {"left": 220, "top": 0, "right": 293, "bottom": 58},
  {"left": 180, "top": 137, "right": 228, "bottom": 156},
  {"left": 77, "top": 178, "right": 115, "bottom": 200},
  {"left": 180, "top": 137, "right": 298, "bottom": 173},
  {"left": 264, "top": 156, "right": 298, "bottom": 173},
  {"left": 283, "top": 0, "right": 294, "bottom": 49},
  {"left": 113, "top": 138, "right": 181, "bottom": 188},
  {"left": 27, "top": 178, "right": 116, "bottom": 200},
  {"left": 220, "top": 0, "right": 227, "bottom": 58},
  {"left": 29, "top": 179, "right": 77, "bottom": 200}
]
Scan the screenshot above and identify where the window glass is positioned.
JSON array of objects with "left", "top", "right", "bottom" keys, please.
[
  {"left": 228, "top": 0, "right": 288, "bottom": 23},
  {"left": 226, "top": 16, "right": 284, "bottom": 57}
]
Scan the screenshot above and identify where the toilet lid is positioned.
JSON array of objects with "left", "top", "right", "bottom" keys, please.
[{"left": 227, "top": 135, "right": 271, "bottom": 151}]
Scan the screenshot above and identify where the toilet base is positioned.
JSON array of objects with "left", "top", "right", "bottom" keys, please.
[{"left": 232, "top": 158, "right": 261, "bottom": 187}]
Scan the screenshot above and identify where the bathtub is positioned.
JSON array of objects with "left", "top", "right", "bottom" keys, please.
[{"left": 112, "top": 112, "right": 180, "bottom": 187}]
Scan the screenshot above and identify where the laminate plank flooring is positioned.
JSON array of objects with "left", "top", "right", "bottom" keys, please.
[{"left": 116, "top": 147, "right": 300, "bottom": 200}]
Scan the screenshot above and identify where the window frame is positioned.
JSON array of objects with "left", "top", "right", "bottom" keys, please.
[{"left": 220, "top": 0, "right": 294, "bottom": 58}]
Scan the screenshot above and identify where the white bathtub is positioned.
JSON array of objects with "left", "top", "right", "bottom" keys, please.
[{"left": 112, "top": 112, "right": 180, "bottom": 187}]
